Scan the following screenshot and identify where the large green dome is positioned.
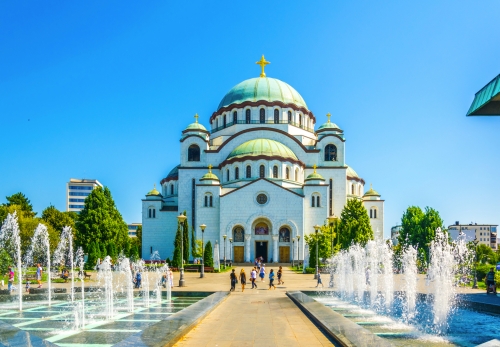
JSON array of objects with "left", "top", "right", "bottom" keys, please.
[
  {"left": 227, "top": 139, "right": 298, "bottom": 161},
  {"left": 217, "top": 77, "right": 308, "bottom": 110}
]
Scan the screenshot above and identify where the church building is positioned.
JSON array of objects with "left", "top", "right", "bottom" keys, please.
[{"left": 142, "top": 56, "right": 384, "bottom": 263}]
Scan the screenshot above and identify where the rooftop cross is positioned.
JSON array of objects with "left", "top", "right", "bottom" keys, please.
[
  {"left": 194, "top": 113, "right": 199, "bottom": 123},
  {"left": 313, "top": 164, "right": 317, "bottom": 173},
  {"left": 256, "top": 55, "right": 270, "bottom": 78},
  {"left": 326, "top": 113, "right": 331, "bottom": 123},
  {"left": 208, "top": 164, "right": 212, "bottom": 173}
]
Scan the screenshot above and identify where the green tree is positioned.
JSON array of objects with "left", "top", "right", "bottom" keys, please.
[
  {"left": 75, "top": 187, "right": 129, "bottom": 255},
  {"left": 193, "top": 240, "right": 203, "bottom": 259},
  {"left": 135, "top": 225, "right": 142, "bottom": 258},
  {"left": 86, "top": 242, "right": 99, "bottom": 270},
  {"left": 182, "top": 212, "right": 189, "bottom": 262},
  {"left": 0, "top": 249, "right": 12, "bottom": 275},
  {"left": 172, "top": 218, "right": 183, "bottom": 267},
  {"left": 476, "top": 244, "right": 495, "bottom": 264},
  {"left": 4, "top": 192, "right": 36, "bottom": 217},
  {"left": 337, "top": 199, "right": 373, "bottom": 249},
  {"left": 100, "top": 243, "right": 107, "bottom": 258},
  {"left": 191, "top": 226, "right": 196, "bottom": 258},
  {"left": 42, "top": 205, "right": 76, "bottom": 233},
  {"left": 204, "top": 241, "right": 214, "bottom": 267},
  {"left": 304, "top": 223, "right": 336, "bottom": 265}
]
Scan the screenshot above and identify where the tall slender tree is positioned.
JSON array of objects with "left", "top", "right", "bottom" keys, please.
[{"left": 204, "top": 241, "right": 213, "bottom": 267}]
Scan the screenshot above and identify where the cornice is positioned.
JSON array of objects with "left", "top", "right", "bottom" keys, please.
[{"left": 219, "top": 155, "right": 305, "bottom": 169}]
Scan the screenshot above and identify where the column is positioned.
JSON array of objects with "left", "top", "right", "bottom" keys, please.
[
  {"left": 272, "top": 235, "right": 278, "bottom": 263},
  {"left": 245, "top": 234, "right": 251, "bottom": 262}
]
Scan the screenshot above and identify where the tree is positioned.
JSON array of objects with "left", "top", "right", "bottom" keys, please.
[
  {"left": 182, "top": 212, "right": 189, "bottom": 262},
  {"left": 304, "top": 223, "right": 336, "bottom": 266},
  {"left": 172, "top": 218, "right": 183, "bottom": 267},
  {"left": 135, "top": 225, "right": 142, "bottom": 258},
  {"left": 0, "top": 249, "right": 12, "bottom": 275},
  {"left": 86, "top": 242, "right": 99, "bottom": 270},
  {"left": 476, "top": 244, "right": 495, "bottom": 264},
  {"left": 337, "top": 199, "right": 373, "bottom": 249},
  {"left": 4, "top": 192, "right": 36, "bottom": 217},
  {"left": 75, "top": 187, "right": 129, "bottom": 255},
  {"left": 192, "top": 240, "right": 203, "bottom": 259},
  {"left": 204, "top": 241, "right": 214, "bottom": 267},
  {"left": 42, "top": 205, "right": 76, "bottom": 234},
  {"left": 191, "top": 226, "right": 197, "bottom": 258}
]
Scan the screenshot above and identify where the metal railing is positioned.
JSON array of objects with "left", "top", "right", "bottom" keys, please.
[{"left": 210, "top": 120, "right": 314, "bottom": 134}]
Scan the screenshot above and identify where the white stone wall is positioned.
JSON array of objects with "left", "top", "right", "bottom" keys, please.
[
  {"left": 142, "top": 198, "right": 178, "bottom": 260},
  {"left": 364, "top": 199, "right": 384, "bottom": 242}
]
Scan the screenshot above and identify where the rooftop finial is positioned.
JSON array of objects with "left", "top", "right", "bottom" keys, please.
[
  {"left": 208, "top": 164, "right": 212, "bottom": 173},
  {"left": 194, "top": 113, "right": 199, "bottom": 123},
  {"left": 326, "top": 113, "right": 331, "bottom": 123},
  {"left": 256, "top": 55, "right": 270, "bottom": 78},
  {"left": 313, "top": 164, "right": 317, "bottom": 173},
  {"left": 370, "top": 183, "right": 373, "bottom": 189}
]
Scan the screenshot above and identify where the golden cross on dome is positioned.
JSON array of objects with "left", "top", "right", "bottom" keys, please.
[
  {"left": 256, "top": 55, "right": 270, "bottom": 78},
  {"left": 313, "top": 164, "right": 317, "bottom": 173},
  {"left": 208, "top": 164, "right": 212, "bottom": 173},
  {"left": 194, "top": 113, "right": 199, "bottom": 123},
  {"left": 326, "top": 113, "right": 331, "bottom": 123}
]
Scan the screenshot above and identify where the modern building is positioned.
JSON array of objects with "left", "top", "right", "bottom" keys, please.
[
  {"left": 448, "top": 222, "right": 497, "bottom": 250},
  {"left": 142, "top": 56, "right": 385, "bottom": 262},
  {"left": 66, "top": 178, "right": 103, "bottom": 213},
  {"left": 128, "top": 223, "right": 141, "bottom": 237},
  {"left": 391, "top": 225, "right": 402, "bottom": 246}
]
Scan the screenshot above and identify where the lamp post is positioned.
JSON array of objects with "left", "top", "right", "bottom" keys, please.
[
  {"left": 327, "top": 215, "right": 338, "bottom": 288},
  {"left": 313, "top": 225, "right": 320, "bottom": 279},
  {"left": 200, "top": 224, "right": 206, "bottom": 278},
  {"left": 297, "top": 235, "right": 301, "bottom": 271},
  {"left": 223, "top": 234, "right": 227, "bottom": 268},
  {"left": 472, "top": 236, "right": 479, "bottom": 289},
  {"left": 177, "top": 214, "right": 187, "bottom": 287},
  {"left": 292, "top": 238, "right": 295, "bottom": 267},
  {"left": 229, "top": 238, "right": 233, "bottom": 266}
]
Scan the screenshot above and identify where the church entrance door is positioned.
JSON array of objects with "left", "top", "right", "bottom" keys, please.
[
  {"left": 233, "top": 246, "right": 244, "bottom": 263},
  {"left": 255, "top": 241, "right": 268, "bottom": 262},
  {"left": 279, "top": 246, "right": 290, "bottom": 263}
]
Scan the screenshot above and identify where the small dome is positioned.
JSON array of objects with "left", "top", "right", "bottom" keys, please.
[
  {"left": 346, "top": 165, "right": 359, "bottom": 179},
  {"left": 364, "top": 184, "right": 381, "bottom": 197},
  {"left": 218, "top": 77, "right": 307, "bottom": 110},
  {"left": 200, "top": 165, "right": 219, "bottom": 181},
  {"left": 227, "top": 139, "right": 298, "bottom": 162},
  {"left": 146, "top": 184, "right": 162, "bottom": 197},
  {"left": 305, "top": 165, "right": 325, "bottom": 182},
  {"left": 185, "top": 122, "right": 207, "bottom": 131},
  {"left": 317, "top": 121, "right": 341, "bottom": 131}
]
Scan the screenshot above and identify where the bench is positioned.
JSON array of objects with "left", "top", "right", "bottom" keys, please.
[
  {"left": 185, "top": 266, "right": 199, "bottom": 272},
  {"left": 204, "top": 267, "right": 214, "bottom": 273}
]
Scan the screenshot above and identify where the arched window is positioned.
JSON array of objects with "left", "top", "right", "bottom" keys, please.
[
  {"left": 233, "top": 111, "right": 237, "bottom": 124},
  {"left": 148, "top": 207, "right": 156, "bottom": 218},
  {"left": 233, "top": 227, "right": 244, "bottom": 242},
  {"left": 188, "top": 144, "right": 200, "bottom": 161},
  {"left": 170, "top": 184, "right": 174, "bottom": 195},
  {"left": 286, "top": 167, "right": 289, "bottom": 180},
  {"left": 235, "top": 167, "right": 239, "bottom": 179},
  {"left": 246, "top": 165, "right": 252, "bottom": 178},
  {"left": 223, "top": 114, "right": 227, "bottom": 128},
  {"left": 358, "top": 186, "right": 361, "bottom": 195},
  {"left": 324, "top": 144, "right": 337, "bottom": 161},
  {"left": 351, "top": 185, "right": 354, "bottom": 195},
  {"left": 317, "top": 196, "right": 320, "bottom": 207},
  {"left": 245, "top": 109, "right": 251, "bottom": 124},
  {"left": 204, "top": 196, "right": 208, "bottom": 207},
  {"left": 274, "top": 109, "right": 279, "bottom": 124},
  {"left": 295, "top": 168, "right": 299, "bottom": 181},
  {"left": 260, "top": 108, "right": 265, "bottom": 123},
  {"left": 259, "top": 165, "right": 265, "bottom": 178},
  {"left": 299, "top": 114, "right": 302, "bottom": 127},
  {"left": 227, "top": 169, "right": 229, "bottom": 182},
  {"left": 210, "top": 196, "right": 213, "bottom": 207},
  {"left": 273, "top": 166, "right": 278, "bottom": 178},
  {"left": 311, "top": 196, "right": 315, "bottom": 207},
  {"left": 204, "top": 194, "right": 213, "bottom": 207},
  {"left": 288, "top": 111, "right": 292, "bottom": 123}
]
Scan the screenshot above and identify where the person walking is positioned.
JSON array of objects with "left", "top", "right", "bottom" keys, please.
[
  {"left": 239, "top": 269, "right": 247, "bottom": 292},
  {"left": 259, "top": 264, "right": 266, "bottom": 282},
  {"left": 36, "top": 263, "right": 43, "bottom": 288},
  {"left": 268, "top": 269, "right": 276, "bottom": 290},
  {"left": 316, "top": 270, "right": 323, "bottom": 288},
  {"left": 277, "top": 266, "right": 284, "bottom": 285},
  {"left": 169, "top": 269, "right": 174, "bottom": 288},
  {"left": 7, "top": 267, "right": 14, "bottom": 293},
  {"left": 229, "top": 269, "right": 237, "bottom": 292},
  {"left": 250, "top": 267, "right": 258, "bottom": 289}
]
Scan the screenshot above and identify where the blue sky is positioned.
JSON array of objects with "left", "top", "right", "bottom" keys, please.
[{"left": 1, "top": 1, "right": 500, "bottom": 238}]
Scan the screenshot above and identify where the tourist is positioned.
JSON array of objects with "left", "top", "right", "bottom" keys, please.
[
  {"left": 259, "top": 264, "right": 266, "bottom": 282},
  {"left": 161, "top": 274, "right": 168, "bottom": 288},
  {"left": 7, "top": 267, "right": 14, "bottom": 292},
  {"left": 135, "top": 271, "right": 142, "bottom": 288},
  {"left": 316, "top": 270, "right": 323, "bottom": 288},
  {"left": 250, "top": 267, "right": 257, "bottom": 289},
  {"left": 268, "top": 269, "right": 276, "bottom": 290},
  {"left": 36, "top": 263, "right": 43, "bottom": 288},
  {"left": 277, "top": 266, "right": 284, "bottom": 285},
  {"left": 229, "top": 269, "right": 237, "bottom": 292},
  {"left": 486, "top": 267, "right": 496, "bottom": 293},
  {"left": 239, "top": 269, "right": 246, "bottom": 292},
  {"left": 169, "top": 268, "right": 174, "bottom": 288},
  {"left": 61, "top": 268, "right": 69, "bottom": 283}
]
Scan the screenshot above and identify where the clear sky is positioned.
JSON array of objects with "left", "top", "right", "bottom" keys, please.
[{"left": 1, "top": 1, "right": 500, "bottom": 238}]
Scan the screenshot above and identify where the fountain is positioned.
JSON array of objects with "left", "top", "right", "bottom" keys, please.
[
  {"left": 119, "top": 256, "right": 134, "bottom": 312},
  {"left": 0, "top": 212, "right": 23, "bottom": 311},
  {"left": 53, "top": 226, "right": 75, "bottom": 302},
  {"left": 75, "top": 247, "right": 85, "bottom": 329}
]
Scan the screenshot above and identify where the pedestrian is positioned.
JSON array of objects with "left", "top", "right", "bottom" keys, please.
[
  {"left": 316, "top": 270, "right": 323, "bottom": 288},
  {"left": 7, "top": 266, "right": 14, "bottom": 292},
  {"left": 135, "top": 271, "right": 142, "bottom": 288},
  {"left": 240, "top": 269, "right": 247, "bottom": 292},
  {"left": 251, "top": 267, "right": 258, "bottom": 289},
  {"left": 169, "top": 269, "right": 174, "bottom": 288},
  {"left": 230, "top": 269, "right": 237, "bottom": 292},
  {"left": 268, "top": 269, "right": 276, "bottom": 290},
  {"left": 277, "top": 266, "right": 284, "bottom": 285},
  {"left": 36, "top": 263, "right": 43, "bottom": 288},
  {"left": 25, "top": 281, "right": 30, "bottom": 292},
  {"left": 259, "top": 264, "right": 266, "bottom": 282}
]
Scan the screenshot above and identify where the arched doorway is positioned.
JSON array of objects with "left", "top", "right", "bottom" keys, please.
[
  {"left": 254, "top": 222, "right": 269, "bottom": 262},
  {"left": 278, "top": 226, "right": 291, "bottom": 262},
  {"left": 232, "top": 226, "right": 245, "bottom": 263}
]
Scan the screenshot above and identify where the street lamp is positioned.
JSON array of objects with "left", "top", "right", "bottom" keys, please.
[
  {"left": 472, "top": 236, "right": 479, "bottom": 289},
  {"left": 200, "top": 224, "right": 206, "bottom": 278},
  {"left": 292, "top": 238, "right": 295, "bottom": 267},
  {"left": 313, "top": 225, "right": 320, "bottom": 279},
  {"left": 177, "top": 214, "right": 187, "bottom": 287},
  {"left": 229, "top": 238, "right": 233, "bottom": 266},
  {"left": 223, "top": 234, "right": 227, "bottom": 268},
  {"left": 296, "top": 235, "right": 301, "bottom": 271}
]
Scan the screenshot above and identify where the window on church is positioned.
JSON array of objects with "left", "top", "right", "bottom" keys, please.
[
  {"left": 317, "top": 196, "right": 320, "bottom": 207},
  {"left": 223, "top": 114, "right": 226, "bottom": 128},
  {"left": 260, "top": 165, "right": 265, "bottom": 178},
  {"left": 235, "top": 167, "right": 239, "bottom": 179},
  {"left": 233, "top": 111, "right": 237, "bottom": 124},
  {"left": 188, "top": 144, "right": 200, "bottom": 161},
  {"left": 286, "top": 167, "right": 289, "bottom": 180},
  {"left": 370, "top": 209, "right": 372, "bottom": 218},
  {"left": 260, "top": 108, "right": 265, "bottom": 123},
  {"left": 210, "top": 196, "right": 213, "bottom": 207},
  {"left": 311, "top": 196, "right": 315, "bottom": 207},
  {"left": 295, "top": 168, "right": 299, "bottom": 181},
  {"left": 148, "top": 207, "right": 156, "bottom": 218},
  {"left": 274, "top": 109, "right": 279, "bottom": 124},
  {"left": 227, "top": 169, "right": 229, "bottom": 181},
  {"left": 374, "top": 209, "right": 377, "bottom": 218},
  {"left": 273, "top": 166, "right": 278, "bottom": 178},
  {"left": 246, "top": 109, "right": 251, "bottom": 124},
  {"left": 299, "top": 114, "right": 302, "bottom": 127},
  {"left": 204, "top": 196, "right": 208, "bottom": 207},
  {"left": 170, "top": 184, "right": 174, "bottom": 195},
  {"left": 288, "top": 111, "right": 292, "bottom": 123},
  {"left": 246, "top": 166, "right": 251, "bottom": 178},
  {"left": 351, "top": 185, "right": 354, "bottom": 195},
  {"left": 324, "top": 144, "right": 337, "bottom": 161}
]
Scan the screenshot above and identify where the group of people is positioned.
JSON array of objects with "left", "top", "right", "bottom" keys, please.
[
  {"left": 229, "top": 266, "right": 284, "bottom": 292},
  {"left": 131, "top": 267, "right": 174, "bottom": 289}
]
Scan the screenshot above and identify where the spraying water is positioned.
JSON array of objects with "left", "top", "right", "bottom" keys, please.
[
  {"left": 53, "top": 226, "right": 75, "bottom": 302},
  {"left": 75, "top": 247, "right": 85, "bottom": 329},
  {"left": 402, "top": 243, "right": 418, "bottom": 322},
  {"left": 0, "top": 212, "right": 23, "bottom": 311},
  {"left": 119, "top": 257, "right": 134, "bottom": 312},
  {"left": 98, "top": 256, "right": 114, "bottom": 319}
]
